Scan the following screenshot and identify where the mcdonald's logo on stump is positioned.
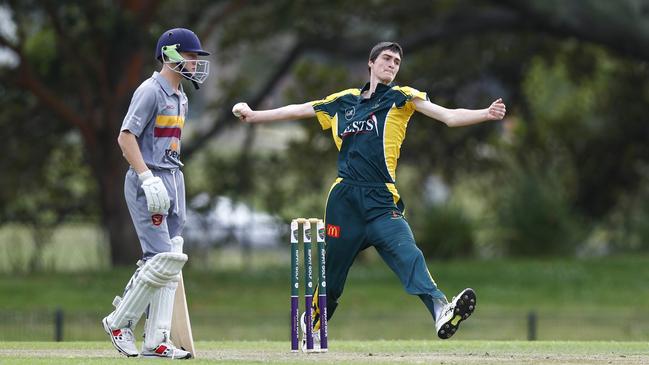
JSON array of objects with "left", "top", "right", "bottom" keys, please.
[{"left": 326, "top": 224, "right": 340, "bottom": 238}]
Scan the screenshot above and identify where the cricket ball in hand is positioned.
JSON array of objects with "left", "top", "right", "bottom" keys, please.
[{"left": 232, "top": 102, "right": 245, "bottom": 117}]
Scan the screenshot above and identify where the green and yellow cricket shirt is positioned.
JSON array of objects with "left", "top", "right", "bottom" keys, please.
[
  {"left": 312, "top": 82, "right": 427, "bottom": 183},
  {"left": 311, "top": 82, "right": 427, "bottom": 202},
  {"left": 309, "top": 83, "right": 446, "bottom": 323}
]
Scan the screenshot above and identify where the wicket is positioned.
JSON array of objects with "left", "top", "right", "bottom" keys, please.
[{"left": 290, "top": 218, "right": 328, "bottom": 353}]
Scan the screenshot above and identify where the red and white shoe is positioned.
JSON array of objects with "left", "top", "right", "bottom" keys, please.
[
  {"left": 141, "top": 342, "right": 192, "bottom": 359},
  {"left": 102, "top": 316, "right": 139, "bottom": 357}
]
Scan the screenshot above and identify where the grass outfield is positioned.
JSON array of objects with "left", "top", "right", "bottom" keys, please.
[
  {"left": 1, "top": 255, "right": 649, "bottom": 341},
  {"left": 0, "top": 340, "right": 648, "bottom": 364}
]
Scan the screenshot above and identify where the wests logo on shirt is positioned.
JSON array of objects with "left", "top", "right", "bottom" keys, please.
[
  {"left": 164, "top": 139, "right": 184, "bottom": 167},
  {"left": 340, "top": 113, "right": 379, "bottom": 138}
]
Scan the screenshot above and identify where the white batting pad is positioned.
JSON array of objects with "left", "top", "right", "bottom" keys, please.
[
  {"left": 143, "top": 278, "right": 179, "bottom": 349},
  {"left": 143, "top": 236, "right": 185, "bottom": 349},
  {"left": 108, "top": 252, "right": 187, "bottom": 329}
]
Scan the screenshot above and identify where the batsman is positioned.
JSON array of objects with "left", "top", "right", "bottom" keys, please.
[
  {"left": 233, "top": 42, "right": 506, "bottom": 349},
  {"left": 101, "top": 28, "right": 210, "bottom": 359}
]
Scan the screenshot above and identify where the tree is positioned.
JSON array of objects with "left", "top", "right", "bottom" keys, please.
[
  {"left": 192, "top": 0, "right": 649, "bottom": 256},
  {"left": 3, "top": 0, "right": 649, "bottom": 265},
  {"left": 0, "top": 0, "right": 221, "bottom": 264}
]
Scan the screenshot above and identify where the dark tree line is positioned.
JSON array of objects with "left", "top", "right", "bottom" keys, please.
[{"left": 2, "top": 0, "right": 649, "bottom": 264}]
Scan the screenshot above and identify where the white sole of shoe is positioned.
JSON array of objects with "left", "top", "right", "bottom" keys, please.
[{"left": 437, "top": 288, "right": 477, "bottom": 339}]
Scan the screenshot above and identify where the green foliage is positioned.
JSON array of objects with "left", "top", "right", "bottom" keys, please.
[
  {"left": 519, "top": 44, "right": 649, "bottom": 218},
  {"left": 2, "top": 137, "right": 97, "bottom": 224},
  {"left": 492, "top": 161, "right": 586, "bottom": 257},
  {"left": 603, "top": 179, "right": 649, "bottom": 253},
  {"left": 23, "top": 29, "right": 56, "bottom": 75},
  {"left": 482, "top": 41, "right": 649, "bottom": 256},
  {"left": 415, "top": 202, "right": 476, "bottom": 259},
  {"left": 0, "top": 89, "right": 97, "bottom": 227},
  {"left": 6, "top": 0, "right": 649, "bottom": 265}
]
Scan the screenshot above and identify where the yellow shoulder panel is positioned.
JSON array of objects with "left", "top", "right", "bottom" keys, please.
[
  {"left": 311, "top": 88, "right": 361, "bottom": 111},
  {"left": 392, "top": 86, "right": 427, "bottom": 114},
  {"left": 392, "top": 86, "right": 427, "bottom": 101}
]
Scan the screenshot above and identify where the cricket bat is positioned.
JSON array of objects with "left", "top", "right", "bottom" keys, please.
[{"left": 171, "top": 272, "right": 196, "bottom": 357}]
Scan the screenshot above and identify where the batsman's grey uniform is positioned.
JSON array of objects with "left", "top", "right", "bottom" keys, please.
[
  {"left": 103, "top": 27, "right": 208, "bottom": 359},
  {"left": 121, "top": 71, "right": 188, "bottom": 259}
]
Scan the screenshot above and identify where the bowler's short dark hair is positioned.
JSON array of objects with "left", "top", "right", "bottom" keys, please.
[
  {"left": 369, "top": 41, "right": 403, "bottom": 62},
  {"left": 368, "top": 41, "right": 403, "bottom": 73}
]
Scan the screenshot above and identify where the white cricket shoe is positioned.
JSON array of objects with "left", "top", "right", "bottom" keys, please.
[
  {"left": 435, "top": 288, "right": 477, "bottom": 339},
  {"left": 141, "top": 342, "right": 192, "bottom": 359},
  {"left": 299, "top": 311, "right": 321, "bottom": 352},
  {"left": 102, "top": 316, "right": 139, "bottom": 357}
]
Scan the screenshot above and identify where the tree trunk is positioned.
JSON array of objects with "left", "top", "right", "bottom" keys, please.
[
  {"left": 93, "top": 126, "right": 141, "bottom": 266},
  {"left": 101, "top": 169, "right": 141, "bottom": 266}
]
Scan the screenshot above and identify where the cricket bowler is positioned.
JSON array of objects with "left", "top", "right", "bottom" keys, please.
[
  {"left": 101, "top": 27, "right": 210, "bottom": 359},
  {"left": 232, "top": 41, "right": 506, "bottom": 350}
]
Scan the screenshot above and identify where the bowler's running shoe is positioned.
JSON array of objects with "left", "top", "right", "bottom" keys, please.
[
  {"left": 141, "top": 341, "right": 192, "bottom": 359},
  {"left": 102, "top": 316, "right": 139, "bottom": 357},
  {"left": 435, "top": 288, "right": 477, "bottom": 339},
  {"left": 299, "top": 312, "right": 321, "bottom": 352}
]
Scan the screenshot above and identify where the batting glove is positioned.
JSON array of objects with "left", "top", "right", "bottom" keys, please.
[{"left": 139, "top": 170, "right": 171, "bottom": 214}]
